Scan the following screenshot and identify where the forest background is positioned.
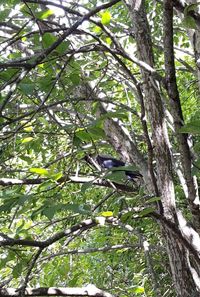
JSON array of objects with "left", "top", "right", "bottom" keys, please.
[{"left": 0, "top": 0, "right": 200, "bottom": 296}]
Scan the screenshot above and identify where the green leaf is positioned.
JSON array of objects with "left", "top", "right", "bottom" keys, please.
[
  {"left": 180, "top": 120, "right": 200, "bottom": 134},
  {"left": 62, "top": 203, "right": 90, "bottom": 214},
  {"left": 42, "top": 33, "right": 57, "bottom": 48},
  {"left": 13, "top": 262, "right": 23, "bottom": 278},
  {"left": 105, "top": 37, "right": 112, "bottom": 45},
  {"left": 75, "top": 129, "right": 91, "bottom": 142},
  {"left": 0, "top": 8, "right": 10, "bottom": 19},
  {"left": 15, "top": 220, "right": 25, "bottom": 234},
  {"left": 19, "top": 155, "right": 32, "bottom": 164},
  {"left": 36, "top": 9, "right": 54, "bottom": 20},
  {"left": 182, "top": 15, "right": 196, "bottom": 29},
  {"left": 101, "top": 11, "right": 111, "bottom": 25},
  {"left": 0, "top": 200, "right": 16, "bottom": 212},
  {"left": 133, "top": 286, "right": 145, "bottom": 294},
  {"left": 50, "top": 172, "right": 63, "bottom": 181},
  {"left": 104, "top": 170, "right": 126, "bottom": 183},
  {"left": 101, "top": 111, "right": 128, "bottom": 120},
  {"left": 19, "top": 83, "right": 35, "bottom": 95},
  {"left": 68, "top": 273, "right": 82, "bottom": 286},
  {"left": 0, "top": 258, "right": 9, "bottom": 270},
  {"left": 101, "top": 211, "right": 113, "bottom": 217},
  {"left": 24, "top": 125, "right": 33, "bottom": 132},
  {"left": 93, "top": 26, "right": 102, "bottom": 34},
  {"left": 0, "top": 69, "right": 18, "bottom": 81},
  {"left": 120, "top": 211, "right": 133, "bottom": 222},
  {"left": 146, "top": 196, "right": 161, "bottom": 203},
  {"left": 73, "top": 135, "right": 82, "bottom": 147},
  {"left": 20, "top": 4, "right": 32, "bottom": 17},
  {"left": 139, "top": 207, "right": 155, "bottom": 217},
  {"left": 21, "top": 137, "right": 33, "bottom": 143},
  {"left": 29, "top": 168, "right": 49, "bottom": 175},
  {"left": 69, "top": 73, "right": 80, "bottom": 85},
  {"left": 56, "top": 40, "right": 70, "bottom": 54},
  {"left": 17, "top": 195, "right": 31, "bottom": 206},
  {"left": 42, "top": 207, "right": 56, "bottom": 220},
  {"left": 81, "top": 182, "right": 93, "bottom": 193},
  {"left": 16, "top": 229, "right": 32, "bottom": 239},
  {"left": 88, "top": 126, "right": 105, "bottom": 139}
]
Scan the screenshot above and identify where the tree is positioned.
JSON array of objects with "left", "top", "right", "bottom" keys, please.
[{"left": 0, "top": 0, "right": 200, "bottom": 296}]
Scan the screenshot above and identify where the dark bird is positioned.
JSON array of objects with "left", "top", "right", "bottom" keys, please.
[
  {"left": 96, "top": 155, "right": 142, "bottom": 180},
  {"left": 96, "top": 155, "right": 125, "bottom": 169}
]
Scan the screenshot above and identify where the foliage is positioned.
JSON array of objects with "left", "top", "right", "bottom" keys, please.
[{"left": 0, "top": 1, "right": 199, "bottom": 297}]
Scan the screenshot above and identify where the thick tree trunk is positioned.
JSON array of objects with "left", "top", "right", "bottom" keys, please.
[{"left": 126, "top": 0, "right": 200, "bottom": 295}]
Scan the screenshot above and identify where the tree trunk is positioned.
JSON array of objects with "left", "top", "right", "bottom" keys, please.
[{"left": 126, "top": 0, "right": 200, "bottom": 295}]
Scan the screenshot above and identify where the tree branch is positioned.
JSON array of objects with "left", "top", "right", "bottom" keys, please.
[
  {"left": 0, "top": 176, "right": 136, "bottom": 192},
  {"left": 0, "top": 286, "right": 114, "bottom": 297},
  {"left": 23, "top": 0, "right": 121, "bottom": 68},
  {"left": 0, "top": 219, "right": 97, "bottom": 248}
]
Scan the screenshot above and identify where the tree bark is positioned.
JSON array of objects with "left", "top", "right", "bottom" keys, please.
[{"left": 126, "top": 0, "right": 200, "bottom": 295}]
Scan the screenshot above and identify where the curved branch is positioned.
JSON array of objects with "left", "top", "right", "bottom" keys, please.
[{"left": 0, "top": 219, "right": 97, "bottom": 248}]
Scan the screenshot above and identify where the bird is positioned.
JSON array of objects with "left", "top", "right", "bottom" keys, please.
[
  {"left": 85, "top": 155, "right": 142, "bottom": 181},
  {"left": 96, "top": 155, "right": 125, "bottom": 169}
]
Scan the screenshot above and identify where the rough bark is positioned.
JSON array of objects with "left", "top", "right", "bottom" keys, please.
[
  {"left": 126, "top": 0, "right": 175, "bottom": 217},
  {"left": 168, "top": 1, "right": 200, "bottom": 230},
  {"left": 126, "top": 0, "right": 200, "bottom": 295}
]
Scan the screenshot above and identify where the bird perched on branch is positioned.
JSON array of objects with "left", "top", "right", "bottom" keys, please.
[
  {"left": 96, "top": 155, "right": 142, "bottom": 180},
  {"left": 84, "top": 154, "right": 142, "bottom": 182}
]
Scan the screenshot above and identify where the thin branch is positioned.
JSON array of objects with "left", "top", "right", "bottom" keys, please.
[
  {"left": 0, "top": 70, "right": 29, "bottom": 115},
  {"left": 19, "top": 249, "right": 43, "bottom": 297},
  {"left": 1, "top": 95, "right": 138, "bottom": 129},
  {"left": 0, "top": 219, "right": 97, "bottom": 248},
  {"left": 40, "top": 243, "right": 163, "bottom": 263},
  {"left": 0, "top": 22, "right": 21, "bottom": 31},
  {"left": 22, "top": 0, "right": 121, "bottom": 68},
  {"left": 92, "top": 190, "right": 116, "bottom": 211},
  {"left": 24, "top": 0, "right": 82, "bottom": 17}
]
